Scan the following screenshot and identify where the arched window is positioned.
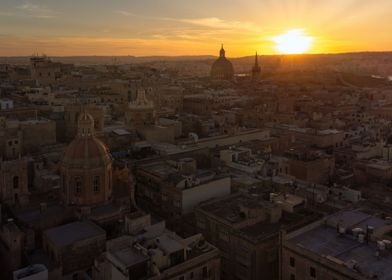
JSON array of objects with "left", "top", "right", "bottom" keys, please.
[
  {"left": 13, "top": 176, "right": 19, "bottom": 189},
  {"left": 93, "top": 176, "right": 100, "bottom": 193},
  {"left": 74, "top": 177, "right": 82, "bottom": 195}
]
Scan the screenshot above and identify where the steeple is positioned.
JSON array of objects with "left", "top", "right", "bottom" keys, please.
[
  {"left": 219, "top": 44, "right": 225, "bottom": 58},
  {"left": 252, "top": 51, "right": 261, "bottom": 81},
  {"left": 254, "top": 52, "right": 259, "bottom": 66}
]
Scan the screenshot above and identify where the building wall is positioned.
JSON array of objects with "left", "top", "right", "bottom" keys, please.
[
  {"left": 181, "top": 177, "right": 231, "bottom": 214},
  {"left": 289, "top": 157, "right": 335, "bottom": 184},
  {"left": 43, "top": 231, "right": 106, "bottom": 275},
  {"left": 20, "top": 120, "right": 56, "bottom": 153},
  {"left": 0, "top": 158, "right": 29, "bottom": 205},
  {"left": 61, "top": 164, "right": 112, "bottom": 206},
  {"left": 281, "top": 243, "right": 364, "bottom": 280},
  {"left": 195, "top": 209, "right": 279, "bottom": 280}
]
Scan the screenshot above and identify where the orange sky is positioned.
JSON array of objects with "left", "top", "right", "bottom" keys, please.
[{"left": 0, "top": 0, "right": 391, "bottom": 56}]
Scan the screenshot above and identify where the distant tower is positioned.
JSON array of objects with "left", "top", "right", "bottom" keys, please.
[
  {"left": 125, "top": 88, "right": 156, "bottom": 129},
  {"left": 220, "top": 43, "right": 225, "bottom": 58},
  {"left": 251, "top": 52, "right": 261, "bottom": 81}
]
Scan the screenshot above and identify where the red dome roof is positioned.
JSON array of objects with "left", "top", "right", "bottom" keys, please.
[
  {"left": 62, "top": 136, "right": 112, "bottom": 169},
  {"left": 62, "top": 111, "right": 112, "bottom": 169}
]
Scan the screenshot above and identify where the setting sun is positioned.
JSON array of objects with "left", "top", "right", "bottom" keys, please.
[{"left": 272, "top": 29, "right": 314, "bottom": 54}]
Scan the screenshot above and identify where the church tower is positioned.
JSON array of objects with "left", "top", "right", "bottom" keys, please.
[
  {"left": 210, "top": 44, "right": 234, "bottom": 80},
  {"left": 219, "top": 44, "right": 225, "bottom": 58},
  {"left": 125, "top": 88, "right": 156, "bottom": 129},
  {"left": 60, "top": 111, "right": 113, "bottom": 206},
  {"left": 251, "top": 52, "right": 261, "bottom": 81}
]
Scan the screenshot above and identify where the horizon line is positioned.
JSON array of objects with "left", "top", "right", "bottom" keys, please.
[{"left": 1, "top": 50, "right": 392, "bottom": 59}]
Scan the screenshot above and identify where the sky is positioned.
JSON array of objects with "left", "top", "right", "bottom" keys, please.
[{"left": 0, "top": 0, "right": 391, "bottom": 56}]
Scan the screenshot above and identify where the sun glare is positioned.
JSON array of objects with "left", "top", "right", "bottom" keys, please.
[{"left": 272, "top": 29, "right": 314, "bottom": 54}]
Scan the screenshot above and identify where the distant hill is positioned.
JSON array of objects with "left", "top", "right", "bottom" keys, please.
[
  {"left": 0, "top": 55, "right": 215, "bottom": 66},
  {"left": 1, "top": 52, "right": 391, "bottom": 78}
]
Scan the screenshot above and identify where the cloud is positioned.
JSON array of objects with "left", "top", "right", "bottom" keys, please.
[
  {"left": 116, "top": 10, "right": 259, "bottom": 33},
  {"left": 176, "top": 17, "right": 258, "bottom": 32},
  {"left": 16, "top": 1, "right": 57, "bottom": 19},
  {"left": 116, "top": 10, "right": 136, "bottom": 17}
]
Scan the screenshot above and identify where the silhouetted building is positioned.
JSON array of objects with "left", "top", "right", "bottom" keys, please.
[
  {"left": 251, "top": 52, "right": 261, "bottom": 81},
  {"left": 210, "top": 45, "right": 234, "bottom": 81}
]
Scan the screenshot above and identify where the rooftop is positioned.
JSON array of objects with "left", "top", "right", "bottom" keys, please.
[
  {"left": 45, "top": 221, "right": 105, "bottom": 247},
  {"left": 198, "top": 192, "right": 319, "bottom": 243},
  {"left": 288, "top": 210, "right": 392, "bottom": 280},
  {"left": 111, "top": 247, "right": 149, "bottom": 268}
]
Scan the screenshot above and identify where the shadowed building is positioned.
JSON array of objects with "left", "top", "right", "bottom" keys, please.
[
  {"left": 195, "top": 191, "right": 319, "bottom": 280},
  {"left": 281, "top": 210, "right": 392, "bottom": 280},
  {"left": 210, "top": 45, "right": 234, "bottom": 81},
  {"left": 42, "top": 221, "right": 106, "bottom": 276},
  {"left": 251, "top": 52, "right": 261, "bottom": 81},
  {"left": 125, "top": 88, "right": 156, "bottom": 129},
  {"left": 60, "top": 111, "right": 113, "bottom": 206}
]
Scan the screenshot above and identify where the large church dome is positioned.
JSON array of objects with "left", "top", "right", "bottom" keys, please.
[
  {"left": 61, "top": 111, "right": 112, "bottom": 206},
  {"left": 62, "top": 113, "right": 111, "bottom": 169},
  {"left": 210, "top": 45, "right": 234, "bottom": 80}
]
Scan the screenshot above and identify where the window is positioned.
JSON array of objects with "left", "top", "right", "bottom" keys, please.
[
  {"left": 290, "top": 274, "right": 295, "bottom": 280},
  {"left": 219, "top": 228, "right": 229, "bottom": 242},
  {"left": 190, "top": 271, "right": 194, "bottom": 279},
  {"left": 13, "top": 176, "right": 19, "bottom": 189},
  {"left": 93, "top": 176, "right": 100, "bottom": 193},
  {"left": 310, "top": 267, "right": 316, "bottom": 278},
  {"left": 290, "top": 257, "right": 295, "bottom": 268},
  {"left": 202, "top": 266, "right": 208, "bottom": 278},
  {"left": 75, "top": 177, "right": 82, "bottom": 195}
]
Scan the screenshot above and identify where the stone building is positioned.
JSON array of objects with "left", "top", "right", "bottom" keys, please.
[
  {"left": 281, "top": 210, "right": 392, "bottom": 280},
  {"left": 42, "top": 221, "right": 106, "bottom": 276},
  {"left": 93, "top": 213, "right": 221, "bottom": 280},
  {"left": 30, "top": 56, "right": 61, "bottom": 86},
  {"left": 284, "top": 148, "right": 335, "bottom": 184},
  {"left": 0, "top": 220, "right": 25, "bottom": 279},
  {"left": 125, "top": 88, "right": 156, "bottom": 129},
  {"left": 135, "top": 157, "right": 230, "bottom": 230},
  {"left": 60, "top": 111, "right": 113, "bottom": 206},
  {"left": 195, "top": 191, "right": 319, "bottom": 280},
  {"left": 0, "top": 158, "right": 29, "bottom": 206}
]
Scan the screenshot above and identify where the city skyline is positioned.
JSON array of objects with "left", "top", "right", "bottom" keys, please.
[{"left": 1, "top": 0, "right": 392, "bottom": 56}]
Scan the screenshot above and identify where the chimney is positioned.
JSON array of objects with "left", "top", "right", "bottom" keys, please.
[{"left": 366, "top": 225, "right": 374, "bottom": 243}]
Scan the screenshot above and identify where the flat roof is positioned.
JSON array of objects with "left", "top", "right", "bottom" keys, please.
[
  {"left": 289, "top": 211, "right": 392, "bottom": 280},
  {"left": 45, "top": 221, "right": 105, "bottom": 247},
  {"left": 111, "top": 247, "right": 149, "bottom": 268}
]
